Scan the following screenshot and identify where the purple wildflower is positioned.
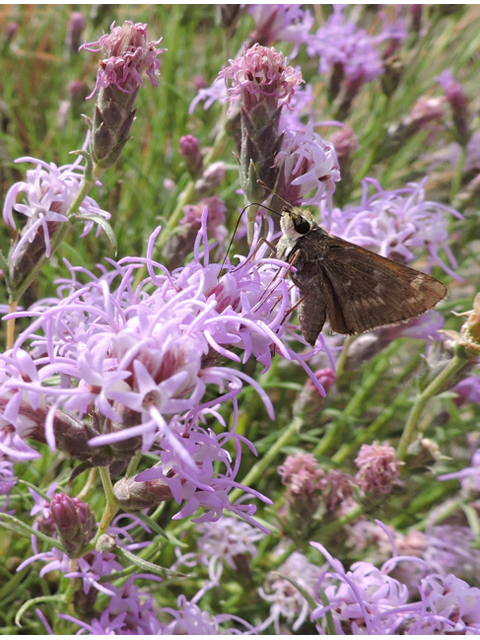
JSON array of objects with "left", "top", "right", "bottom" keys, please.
[
  {"left": 278, "top": 452, "right": 325, "bottom": 496},
  {"left": 424, "top": 525, "right": 480, "bottom": 583},
  {"left": 179, "top": 134, "right": 203, "bottom": 178},
  {"left": 259, "top": 550, "right": 322, "bottom": 633},
  {"left": 307, "top": 6, "right": 384, "bottom": 85},
  {"left": 436, "top": 70, "right": 471, "bottom": 146},
  {"left": 65, "top": 11, "right": 86, "bottom": 57},
  {"left": 219, "top": 43, "right": 303, "bottom": 112},
  {"left": 438, "top": 447, "right": 480, "bottom": 492},
  {"left": 452, "top": 375, "right": 480, "bottom": 406},
  {"left": 80, "top": 21, "right": 166, "bottom": 97},
  {"left": 326, "top": 177, "right": 462, "bottom": 279},
  {"left": 189, "top": 76, "right": 228, "bottom": 114},
  {"left": 160, "top": 593, "right": 257, "bottom": 634},
  {"left": 310, "top": 540, "right": 456, "bottom": 634},
  {"left": 219, "top": 44, "right": 304, "bottom": 218},
  {"left": 17, "top": 514, "right": 153, "bottom": 597},
  {"left": 246, "top": 5, "right": 314, "bottom": 57},
  {"left": 275, "top": 121, "right": 340, "bottom": 214},
  {"left": 1, "top": 213, "right": 326, "bottom": 527},
  {"left": 0, "top": 457, "right": 16, "bottom": 513},
  {"left": 420, "top": 573, "right": 480, "bottom": 633},
  {"left": 173, "top": 516, "right": 264, "bottom": 584},
  {"left": 60, "top": 575, "right": 164, "bottom": 634},
  {"left": 29, "top": 483, "right": 57, "bottom": 534},
  {"left": 3, "top": 157, "right": 111, "bottom": 289}
]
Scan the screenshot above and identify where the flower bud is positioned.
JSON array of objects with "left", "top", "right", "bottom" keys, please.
[
  {"left": 65, "top": 11, "right": 86, "bottom": 58},
  {"left": 179, "top": 135, "right": 203, "bottom": 178},
  {"left": 193, "top": 162, "right": 226, "bottom": 198},
  {"left": 437, "top": 70, "right": 471, "bottom": 147},
  {"left": 114, "top": 476, "right": 173, "bottom": 510},
  {"left": 50, "top": 493, "right": 96, "bottom": 558}
]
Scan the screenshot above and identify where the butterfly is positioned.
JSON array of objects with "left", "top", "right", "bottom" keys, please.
[{"left": 275, "top": 207, "right": 447, "bottom": 345}]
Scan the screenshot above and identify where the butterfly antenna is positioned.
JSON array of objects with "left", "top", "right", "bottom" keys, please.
[
  {"left": 256, "top": 179, "right": 294, "bottom": 211},
  {"left": 220, "top": 202, "right": 283, "bottom": 271}
]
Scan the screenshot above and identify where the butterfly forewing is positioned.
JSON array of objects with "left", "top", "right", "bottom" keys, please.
[
  {"left": 319, "top": 235, "right": 447, "bottom": 335},
  {"left": 278, "top": 212, "right": 447, "bottom": 345}
]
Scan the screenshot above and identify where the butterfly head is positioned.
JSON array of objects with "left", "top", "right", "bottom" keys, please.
[{"left": 280, "top": 207, "right": 314, "bottom": 240}]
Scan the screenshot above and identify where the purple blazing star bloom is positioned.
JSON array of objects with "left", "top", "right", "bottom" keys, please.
[
  {"left": 307, "top": 5, "right": 384, "bottom": 84},
  {"left": 80, "top": 21, "right": 166, "bottom": 98},
  {"left": 219, "top": 43, "right": 303, "bottom": 112},
  {"left": 161, "top": 593, "right": 257, "bottom": 635},
  {"left": 424, "top": 525, "right": 480, "bottom": 584},
  {"left": 173, "top": 516, "right": 264, "bottom": 584},
  {"left": 60, "top": 575, "right": 164, "bottom": 634},
  {"left": 2, "top": 157, "right": 111, "bottom": 261},
  {"left": 247, "top": 5, "right": 314, "bottom": 57},
  {"left": 419, "top": 574, "right": 480, "bottom": 634},
  {"left": 326, "top": 177, "right": 462, "bottom": 279},
  {"left": 310, "top": 539, "right": 459, "bottom": 634},
  {"left": 258, "top": 550, "right": 323, "bottom": 633},
  {"left": 1, "top": 211, "right": 327, "bottom": 528},
  {"left": 189, "top": 76, "right": 228, "bottom": 113},
  {"left": 275, "top": 121, "right": 340, "bottom": 214}
]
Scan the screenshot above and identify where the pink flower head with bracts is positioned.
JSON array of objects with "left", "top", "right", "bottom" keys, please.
[
  {"left": 219, "top": 43, "right": 303, "bottom": 112},
  {"left": 81, "top": 21, "right": 166, "bottom": 97},
  {"left": 355, "top": 440, "right": 403, "bottom": 495}
]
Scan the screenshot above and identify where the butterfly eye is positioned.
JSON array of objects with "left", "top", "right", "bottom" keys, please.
[{"left": 293, "top": 217, "right": 311, "bottom": 235}]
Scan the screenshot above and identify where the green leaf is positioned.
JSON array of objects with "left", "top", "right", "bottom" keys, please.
[
  {"left": 0, "top": 513, "right": 63, "bottom": 549},
  {"left": 115, "top": 547, "right": 189, "bottom": 580},
  {"left": 73, "top": 213, "right": 118, "bottom": 252}
]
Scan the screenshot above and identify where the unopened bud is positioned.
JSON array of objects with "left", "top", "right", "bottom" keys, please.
[
  {"left": 179, "top": 135, "right": 203, "bottom": 178},
  {"left": 437, "top": 70, "right": 471, "bottom": 147},
  {"left": 194, "top": 161, "right": 226, "bottom": 197},
  {"left": 65, "top": 12, "right": 86, "bottom": 58},
  {"left": 381, "top": 55, "right": 404, "bottom": 98},
  {"left": 50, "top": 494, "right": 96, "bottom": 558},
  {"left": 114, "top": 476, "right": 173, "bottom": 510}
]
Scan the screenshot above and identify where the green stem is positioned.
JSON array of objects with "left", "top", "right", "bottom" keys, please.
[
  {"left": 332, "top": 385, "right": 412, "bottom": 464},
  {"left": 229, "top": 416, "right": 304, "bottom": 503},
  {"left": 397, "top": 355, "right": 468, "bottom": 460},
  {"left": 334, "top": 335, "right": 355, "bottom": 379},
  {"left": 87, "top": 466, "right": 119, "bottom": 550},
  {"left": 316, "top": 505, "right": 362, "bottom": 538},
  {"left": 451, "top": 145, "right": 467, "bottom": 201},
  {"left": 314, "top": 341, "right": 399, "bottom": 457}
]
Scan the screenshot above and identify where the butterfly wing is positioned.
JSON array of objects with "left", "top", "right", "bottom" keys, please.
[{"left": 291, "top": 229, "right": 447, "bottom": 341}]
